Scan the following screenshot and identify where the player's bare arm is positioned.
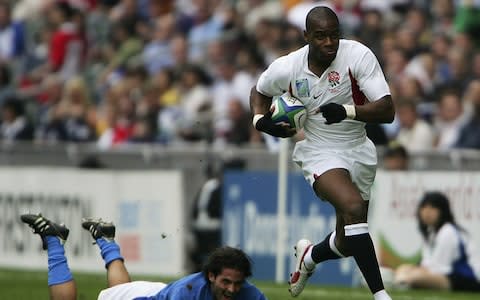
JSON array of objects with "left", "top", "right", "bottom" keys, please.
[
  {"left": 249, "top": 86, "right": 296, "bottom": 138},
  {"left": 316, "top": 95, "right": 394, "bottom": 125},
  {"left": 353, "top": 95, "right": 395, "bottom": 123},
  {"left": 249, "top": 86, "right": 272, "bottom": 115}
]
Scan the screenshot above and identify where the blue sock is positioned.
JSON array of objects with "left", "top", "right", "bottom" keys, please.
[
  {"left": 96, "top": 238, "right": 124, "bottom": 268},
  {"left": 46, "top": 236, "right": 73, "bottom": 286}
]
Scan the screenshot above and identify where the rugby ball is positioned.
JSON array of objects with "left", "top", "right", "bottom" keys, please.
[{"left": 270, "top": 93, "right": 307, "bottom": 129}]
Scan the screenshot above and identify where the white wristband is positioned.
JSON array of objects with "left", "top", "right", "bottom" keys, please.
[
  {"left": 343, "top": 105, "right": 356, "bottom": 119},
  {"left": 252, "top": 114, "right": 264, "bottom": 127}
]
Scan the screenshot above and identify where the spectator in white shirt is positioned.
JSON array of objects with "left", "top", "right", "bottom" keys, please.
[{"left": 394, "top": 191, "right": 480, "bottom": 292}]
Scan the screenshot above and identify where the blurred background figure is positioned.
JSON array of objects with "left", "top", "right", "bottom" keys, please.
[
  {"left": 454, "top": 79, "right": 480, "bottom": 149},
  {"left": 433, "top": 89, "right": 467, "bottom": 150},
  {"left": 0, "top": 1, "right": 26, "bottom": 72},
  {"left": 396, "top": 99, "right": 435, "bottom": 153},
  {"left": 382, "top": 141, "right": 409, "bottom": 171},
  {"left": 187, "top": 0, "right": 225, "bottom": 64},
  {"left": 394, "top": 191, "right": 480, "bottom": 292},
  {"left": 174, "top": 64, "right": 213, "bottom": 143},
  {"left": 36, "top": 76, "right": 95, "bottom": 143},
  {"left": 223, "top": 98, "right": 252, "bottom": 146},
  {"left": 189, "top": 158, "right": 246, "bottom": 272},
  {"left": 30, "top": 1, "right": 86, "bottom": 82},
  {"left": 0, "top": 96, "right": 33, "bottom": 142}
]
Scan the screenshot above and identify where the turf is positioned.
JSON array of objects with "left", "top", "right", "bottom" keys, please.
[{"left": 1, "top": 268, "right": 478, "bottom": 300}]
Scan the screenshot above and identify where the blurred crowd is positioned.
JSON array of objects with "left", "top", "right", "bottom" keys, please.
[{"left": 0, "top": 0, "right": 479, "bottom": 152}]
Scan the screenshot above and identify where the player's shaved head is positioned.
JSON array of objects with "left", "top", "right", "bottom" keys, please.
[{"left": 305, "top": 6, "right": 339, "bottom": 32}]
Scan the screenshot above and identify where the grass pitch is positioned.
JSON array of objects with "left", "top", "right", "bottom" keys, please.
[{"left": 1, "top": 268, "right": 478, "bottom": 300}]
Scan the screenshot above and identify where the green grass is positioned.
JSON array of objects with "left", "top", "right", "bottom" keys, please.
[{"left": 0, "top": 268, "right": 478, "bottom": 300}]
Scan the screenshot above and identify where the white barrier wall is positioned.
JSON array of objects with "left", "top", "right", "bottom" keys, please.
[
  {"left": 0, "top": 167, "right": 185, "bottom": 276},
  {"left": 370, "top": 171, "right": 480, "bottom": 268}
]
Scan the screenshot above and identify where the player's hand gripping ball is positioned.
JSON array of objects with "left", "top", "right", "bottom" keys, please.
[{"left": 270, "top": 93, "right": 307, "bottom": 129}]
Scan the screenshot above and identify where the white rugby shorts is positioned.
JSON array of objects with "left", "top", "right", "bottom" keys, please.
[
  {"left": 292, "top": 137, "right": 377, "bottom": 201},
  {"left": 98, "top": 281, "right": 167, "bottom": 300}
]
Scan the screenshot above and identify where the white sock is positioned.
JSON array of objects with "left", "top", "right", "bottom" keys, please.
[
  {"left": 302, "top": 245, "right": 316, "bottom": 270},
  {"left": 373, "top": 289, "right": 392, "bottom": 300}
]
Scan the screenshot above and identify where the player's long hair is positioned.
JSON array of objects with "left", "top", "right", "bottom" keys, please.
[
  {"left": 416, "top": 191, "right": 465, "bottom": 240},
  {"left": 202, "top": 246, "right": 252, "bottom": 280}
]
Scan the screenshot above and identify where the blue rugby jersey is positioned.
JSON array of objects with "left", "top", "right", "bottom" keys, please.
[{"left": 135, "top": 272, "right": 267, "bottom": 300}]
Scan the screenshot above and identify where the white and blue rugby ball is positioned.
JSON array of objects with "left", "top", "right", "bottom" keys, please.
[{"left": 270, "top": 93, "right": 307, "bottom": 129}]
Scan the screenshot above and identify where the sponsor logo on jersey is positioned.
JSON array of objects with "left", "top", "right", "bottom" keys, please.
[
  {"left": 295, "top": 78, "right": 310, "bottom": 97},
  {"left": 328, "top": 71, "right": 340, "bottom": 87}
]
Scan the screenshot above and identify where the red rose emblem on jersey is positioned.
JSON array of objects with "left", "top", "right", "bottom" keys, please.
[{"left": 328, "top": 71, "right": 340, "bottom": 87}]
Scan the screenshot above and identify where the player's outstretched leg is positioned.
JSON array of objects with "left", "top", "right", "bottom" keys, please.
[
  {"left": 289, "top": 239, "right": 316, "bottom": 297},
  {"left": 20, "top": 213, "right": 77, "bottom": 300},
  {"left": 82, "top": 217, "right": 130, "bottom": 287}
]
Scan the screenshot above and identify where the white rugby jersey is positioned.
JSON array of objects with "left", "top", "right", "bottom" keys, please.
[
  {"left": 256, "top": 39, "right": 390, "bottom": 146},
  {"left": 421, "top": 223, "right": 480, "bottom": 280}
]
